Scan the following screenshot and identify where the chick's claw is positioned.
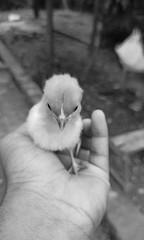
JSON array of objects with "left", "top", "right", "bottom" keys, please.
[
  {"left": 68, "top": 161, "right": 87, "bottom": 175},
  {"left": 69, "top": 150, "right": 86, "bottom": 175}
]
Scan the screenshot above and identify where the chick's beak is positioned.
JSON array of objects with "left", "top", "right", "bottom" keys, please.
[
  {"left": 57, "top": 106, "right": 67, "bottom": 130},
  {"left": 57, "top": 117, "right": 67, "bottom": 130}
]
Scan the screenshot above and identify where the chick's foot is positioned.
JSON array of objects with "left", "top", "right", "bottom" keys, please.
[{"left": 69, "top": 150, "right": 87, "bottom": 175}]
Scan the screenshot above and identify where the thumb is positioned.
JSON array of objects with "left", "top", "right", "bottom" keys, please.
[{"left": 89, "top": 110, "right": 109, "bottom": 173}]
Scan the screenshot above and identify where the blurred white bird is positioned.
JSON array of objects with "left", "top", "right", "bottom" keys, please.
[
  {"left": 115, "top": 29, "right": 144, "bottom": 90},
  {"left": 115, "top": 28, "right": 144, "bottom": 72},
  {"left": 27, "top": 74, "right": 83, "bottom": 174}
]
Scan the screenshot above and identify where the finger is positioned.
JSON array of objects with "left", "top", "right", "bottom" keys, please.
[
  {"left": 89, "top": 110, "right": 109, "bottom": 173},
  {"left": 77, "top": 149, "right": 90, "bottom": 161},
  {"left": 81, "top": 136, "right": 91, "bottom": 150},
  {"left": 82, "top": 119, "right": 91, "bottom": 138},
  {"left": 81, "top": 119, "right": 91, "bottom": 150}
]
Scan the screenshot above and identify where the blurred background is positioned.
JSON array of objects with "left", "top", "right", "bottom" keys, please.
[{"left": 0, "top": 0, "right": 144, "bottom": 239}]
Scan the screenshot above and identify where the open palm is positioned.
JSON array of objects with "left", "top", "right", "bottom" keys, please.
[{"left": 0, "top": 110, "right": 109, "bottom": 239}]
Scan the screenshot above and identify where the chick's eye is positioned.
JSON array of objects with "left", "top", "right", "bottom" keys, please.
[
  {"left": 47, "top": 103, "right": 52, "bottom": 111},
  {"left": 73, "top": 106, "right": 78, "bottom": 112}
]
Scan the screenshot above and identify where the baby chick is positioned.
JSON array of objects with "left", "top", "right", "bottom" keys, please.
[{"left": 27, "top": 74, "right": 83, "bottom": 174}]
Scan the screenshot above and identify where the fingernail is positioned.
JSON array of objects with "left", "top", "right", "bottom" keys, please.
[{"left": 96, "top": 109, "right": 105, "bottom": 117}]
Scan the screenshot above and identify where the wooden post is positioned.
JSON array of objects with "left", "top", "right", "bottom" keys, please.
[
  {"left": 76, "top": 0, "right": 85, "bottom": 12},
  {"left": 89, "top": 0, "right": 100, "bottom": 52},
  {"left": 33, "top": 0, "right": 39, "bottom": 19},
  {"left": 46, "top": 0, "right": 54, "bottom": 73},
  {"left": 83, "top": 0, "right": 105, "bottom": 80},
  {"left": 62, "top": 0, "right": 69, "bottom": 9}
]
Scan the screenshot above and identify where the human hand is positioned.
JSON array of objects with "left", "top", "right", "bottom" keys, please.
[{"left": 0, "top": 110, "right": 109, "bottom": 240}]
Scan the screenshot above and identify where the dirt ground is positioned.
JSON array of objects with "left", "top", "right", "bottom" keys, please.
[{"left": 1, "top": 8, "right": 144, "bottom": 217}]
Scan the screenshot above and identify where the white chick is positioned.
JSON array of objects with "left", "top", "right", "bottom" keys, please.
[{"left": 27, "top": 74, "right": 83, "bottom": 174}]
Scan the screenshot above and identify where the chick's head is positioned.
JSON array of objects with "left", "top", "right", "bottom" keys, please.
[{"left": 42, "top": 74, "right": 83, "bottom": 130}]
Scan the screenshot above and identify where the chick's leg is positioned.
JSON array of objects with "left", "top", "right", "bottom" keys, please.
[
  {"left": 69, "top": 150, "right": 80, "bottom": 175},
  {"left": 74, "top": 140, "right": 81, "bottom": 157}
]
